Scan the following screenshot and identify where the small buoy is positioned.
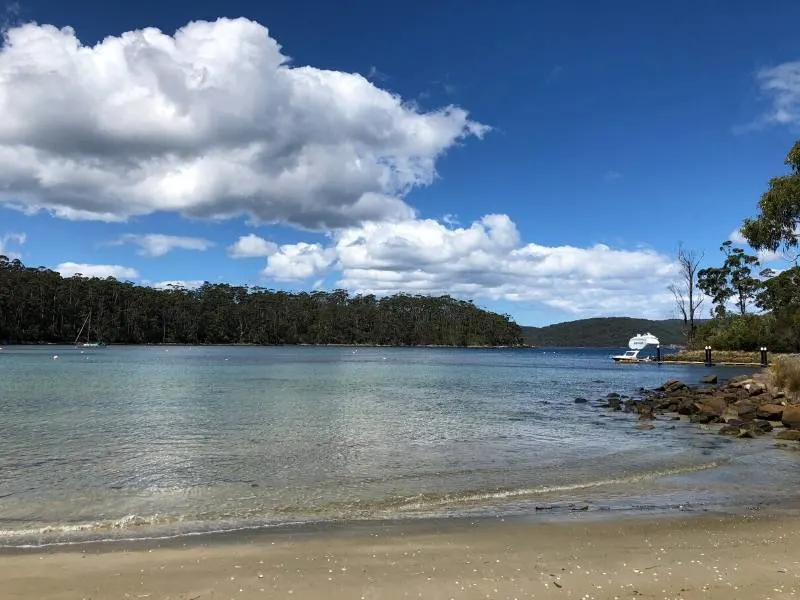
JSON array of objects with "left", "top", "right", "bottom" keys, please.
[{"left": 52, "top": 355, "right": 59, "bottom": 360}]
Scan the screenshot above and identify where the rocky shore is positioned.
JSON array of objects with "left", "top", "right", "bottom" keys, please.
[{"left": 588, "top": 373, "right": 800, "bottom": 447}]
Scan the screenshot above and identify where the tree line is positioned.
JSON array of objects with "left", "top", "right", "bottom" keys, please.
[
  {"left": 522, "top": 317, "right": 687, "bottom": 348},
  {"left": 0, "top": 258, "right": 524, "bottom": 347},
  {"left": 676, "top": 140, "right": 800, "bottom": 352}
]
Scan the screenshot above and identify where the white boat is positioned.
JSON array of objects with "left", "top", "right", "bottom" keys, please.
[{"left": 611, "top": 332, "right": 660, "bottom": 363}]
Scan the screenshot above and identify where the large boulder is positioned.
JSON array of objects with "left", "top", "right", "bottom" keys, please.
[
  {"left": 776, "top": 430, "right": 800, "bottom": 441},
  {"left": 690, "top": 413, "right": 715, "bottom": 424},
  {"left": 756, "top": 404, "right": 784, "bottom": 421},
  {"left": 719, "top": 424, "right": 742, "bottom": 436},
  {"left": 700, "top": 374, "right": 718, "bottom": 384},
  {"left": 720, "top": 420, "right": 772, "bottom": 438},
  {"left": 728, "top": 377, "right": 753, "bottom": 389},
  {"left": 662, "top": 380, "right": 689, "bottom": 393},
  {"left": 694, "top": 396, "right": 725, "bottom": 418},
  {"left": 676, "top": 398, "right": 697, "bottom": 415},
  {"left": 736, "top": 400, "right": 758, "bottom": 421},
  {"left": 753, "top": 420, "right": 774, "bottom": 434},
  {"left": 782, "top": 405, "right": 800, "bottom": 429}
]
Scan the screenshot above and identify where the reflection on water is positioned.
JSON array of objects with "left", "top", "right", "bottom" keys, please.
[{"left": 0, "top": 345, "right": 797, "bottom": 546}]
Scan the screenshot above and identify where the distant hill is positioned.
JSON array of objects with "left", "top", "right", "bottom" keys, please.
[{"left": 521, "top": 317, "right": 689, "bottom": 348}]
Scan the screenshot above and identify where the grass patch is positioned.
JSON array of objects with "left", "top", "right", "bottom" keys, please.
[
  {"left": 661, "top": 349, "right": 765, "bottom": 364},
  {"left": 770, "top": 356, "right": 800, "bottom": 401}
]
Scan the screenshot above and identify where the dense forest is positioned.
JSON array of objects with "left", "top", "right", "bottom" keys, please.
[
  {"left": 522, "top": 317, "right": 688, "bottom": 348},
  {"left": 0, "top": 257, "right": 523, "bottom": 347}
]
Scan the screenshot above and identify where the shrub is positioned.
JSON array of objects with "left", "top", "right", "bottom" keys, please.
[
  {"left": 695, "top": 314, "right": 776, "bottom": 351},
  {"left": 770, "top": 356, "right": 800, "bottom": 400}
]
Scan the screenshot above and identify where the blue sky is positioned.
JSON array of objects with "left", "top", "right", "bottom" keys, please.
[{"left": 0, "top": 0, "right": 798, "bottom": 325}]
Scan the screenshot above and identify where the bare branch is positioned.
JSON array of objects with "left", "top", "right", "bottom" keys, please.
[
  {"left": 668, "top": 283, "right": 687, "bottom": 321},
  {"left": 671, "top": 244, "right": 704, "bottom": 348}
]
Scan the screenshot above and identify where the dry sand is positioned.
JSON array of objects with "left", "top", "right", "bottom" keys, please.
[{"left": 2, "top": 513, "right": 799, "bottom": 599}]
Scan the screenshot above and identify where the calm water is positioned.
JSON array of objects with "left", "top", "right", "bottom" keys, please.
[{"left": 1, "top": 345, "right": 798, "bottom": 547}]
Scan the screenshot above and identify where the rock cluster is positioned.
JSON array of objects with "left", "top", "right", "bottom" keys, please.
[{"left": 592, "top": 374, "right": 800, "bottom": 444}]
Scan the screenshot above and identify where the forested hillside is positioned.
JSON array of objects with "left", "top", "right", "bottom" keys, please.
[
  {"left": 522, "top": 317, "right": 687, "bottom": 347},
  {"left": 0, "top": 257, "right": 523, "bottom": 346}
]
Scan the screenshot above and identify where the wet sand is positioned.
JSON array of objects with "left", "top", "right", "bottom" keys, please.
[{"left": 3, "top": 513, "right": 799, "bottom": 599}]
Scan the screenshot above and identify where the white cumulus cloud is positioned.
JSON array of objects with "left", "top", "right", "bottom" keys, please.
[
  {"left": 0, "top": 231, "right": 25, "bottom": 259},
  {"left": 263, "top": 242, "right": 336, "bottom": 281},
  {"left": 0, "top": 18, "right": 486, "bottom": 229},
  {"left": 115, "top": 233, "right": 213, "bottom": 257},
  {"left": 55, "top": 262, "right": 139, "bottom": 279},
  {"left": 228, "top": 233, "right": 278, "bottom": 258},
  {"left": 252, "top": 214, "right": 680, "bottom": 317}
]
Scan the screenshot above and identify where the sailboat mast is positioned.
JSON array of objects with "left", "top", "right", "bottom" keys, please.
[{"left": 74, "top": 312, "right": 90, "bottom": 345}]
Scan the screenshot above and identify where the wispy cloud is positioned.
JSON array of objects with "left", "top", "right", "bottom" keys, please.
[
  {"left": 738, "top": 59, "right": 800, "bottom": 132},
  {"left": 1, "top": 2, "right": 21, "bottom": 30},
  {"left": 757, "top": 60, "right": 800, "bottom": 127},
  {"left": 113, "top": 234, "right": 214, "bottom": 257},
  {"left": 544, "top": 65, "right": 563, "bottom": 87},
  {"left": 0, "top": 231, "right": 25, "bottom": 259},
  {"left": 366, "top": 65, "right": 389, "bottom": 82},
  {"left": 418, "top": 74, "right": 459, "bottom": 101}
]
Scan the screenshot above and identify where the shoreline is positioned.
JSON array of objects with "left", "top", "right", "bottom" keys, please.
[
  {"left": 3, "top": 511, "right": 799, "bottom": 599},
  {"left": 1, "top": 341, "right": 532, "bottom": 349}
]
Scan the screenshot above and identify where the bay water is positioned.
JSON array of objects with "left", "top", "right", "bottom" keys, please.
[{"left": 1, "top": 345, "right": 798, "bottom": 547}]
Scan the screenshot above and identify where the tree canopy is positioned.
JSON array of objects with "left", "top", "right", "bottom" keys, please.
[
  {"left": 694, "top": 138, "right": 800, "bottom": 353},
  {"left": 697, "top": 241, "right": 760, "bottom": 318},
  {"left": 740, "top": 140, "right": 800, "bottom": 254},
  {"left": 0, "top": 256, "right": 523, "bottom": 347}
]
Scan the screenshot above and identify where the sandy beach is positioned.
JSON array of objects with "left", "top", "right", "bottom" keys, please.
[{"left": 3, "top": 513, "right": 799, "bottom": 600}]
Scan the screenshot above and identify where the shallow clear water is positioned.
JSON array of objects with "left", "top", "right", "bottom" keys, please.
[{"left": 0, "top": 345, "right": 797, "bottom": 546}]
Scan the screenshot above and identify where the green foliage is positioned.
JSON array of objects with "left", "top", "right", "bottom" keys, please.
[
  {"left": 521, "top": 317, "right": 688, "bottom": 347},
  {"left": 0, "top": 256, "right": 523, "bottom": 347},
  {"left": 694, "top": 314, "right": 775, "bottom": 352},
  {"left": 697, "top": 266, "right": 733, "bottom": 318},
  {"left": 723, "top": 243, "right": 761, "bottom": 315},
  {"left": 765, "top": 305, "right": 800, "bottom": 353},
  {"left": 697, "top": 241, "right": 761, "bottom": 317},
  {"left": 756, "top": 266, "right": 800, "bottom": 313},
  {"left": 700, "top": 139, "right": 800, "bottom": 354},
  {"left": 740, "top": 140, "right": 800, "bottom": 253}
]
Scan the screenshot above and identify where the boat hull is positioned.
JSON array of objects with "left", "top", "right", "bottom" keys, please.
[{"left": 611, "top": 356, "right": 653, "bottom": 363}]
